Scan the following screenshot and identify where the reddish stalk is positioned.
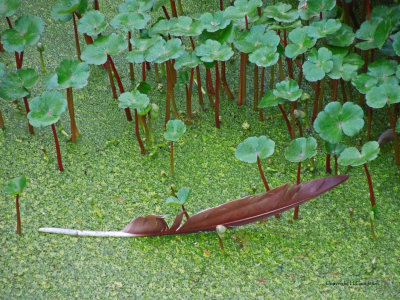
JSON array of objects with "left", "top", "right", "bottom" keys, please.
[
  {"left": 66, "top": 87, "right": 80, "bottom": 143},
  {"left": 297, "top": 121, "right": 303, "bottom": 137},
  {"left": 51, "top": 124, "right": 64, "bottom": 171},
  {"left": 221, "top": 61, "right": 233, "bottom": 99},
  {"left": 23, "top": 97, "right": 34, "bottom": 134},
  {"left": 72, "top": 13, "right": 81, "bottom": 61},
  {"left": 0, "top": 110, "right": 4, "bottom": 128},
  {"left": 259, "top": 67, "right": 265, "bottom": 121},
  {"left": 215, "top": 61, "right": 221, "bottom": 129},
  {"left": 108, "top": 55, "right": 133, "bottom": 122},
  {"left": 128, "top": 32, "right": 135, "bottom": 81},
  {"left": 16, "top": 194, "right": 21, "bottom": 234},
  {"left": 94, "top": 0, "right": 99, "bottom": 10},
  {"left": 293, "top": 162, "right": 301, "bottom": 219},
  {"left": 186, "top": 68, "right": 194, "bottom": 122},
  {"left": 332, "top": 79, "right": 338, "bottom": 101},
  {"left": 105, "top": 59, "right": 117, "bottom": 99},
  {"left": 6, "top": 16, "right": 12, "bottom": 28},
  {"left": 218, "top": 236, "right": 225, "bottom": 254},
  {"left": 134, "top": 109, "right": 146, "bottom": 155},
  {"left": 0, "top": 37, "right": 4, "bottom": 52},
  {"left": 219, "top": 0, "right": 223, "bottom": 10},
  {"left": 312, "top": 80, "right": 321, "bottom": 123},
  {"left": 181, "top": 204, "right": 190, "bottom": 220},
  {"left": 363, "top": 164, "right": 375, "bottom": 207},
  {"left": 297, "top": 54, "right": 305, "bottom": 87},
  {"left": 278, "top": 104, "right": 292, "bottom": 136},
  {"left": 340, "top": 78, "right": 347, "bottom": 103},
  {"left": 245, "top": 15, "right": 249, "bottom": 30},
  {"left": 388, "top": 106, "right": 400, "bottom": 166},
  {"left": 257, "top": 156, "right": 270, "bottom": 191},
  {"left": 290, "top": 102, "right": 296, "bottom": 139},
  {"left": 170, "top": 141, "right": 174, "bottom": 175},
  {"left": 206, "top": 68, "right": 215, "bottom": 107},
  {"left": 162, "top": 6, "right": 171, "bottom": 19},
  {"left": 196, "top": 66, "right": 205, "bottom": 110},
  {"left": 170, "top": 0, "right": 178, "bottom": 17},
  {"left": 334, "top": 155, "right": 338, "bottom": 175},
  {"left": 326, "top": 154, "right": 332, "bottom": 173},
  {"left": 142, "top": 62, "right": 146, "bottom": 81},
  {"left": 367, "top": 106, "right": 372, "bottom": 141},
  {"left": 237, "top": 52, "right": 246, "bottom": 106},
  {"left": 146, "top": 62, "right": 151, "bottom": 70},
  {"left": 253, "top": 65, "right": 259, "bottom": 111}
]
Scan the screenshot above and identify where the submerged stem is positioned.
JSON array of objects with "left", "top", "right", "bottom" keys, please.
[
  {"left": 51, "top": 124, "right": 64, "bottom": 172},
  {"left": 257, "top": 156, "right": 270, "bottom": 191},
  {"left": 23, "top": 97, "right": 34, "bottom": 135},
  {"left": 363, "top": 164, "right": 375, "bottom": 207},
  {"left": 66, "top": 88, "right": 80, "bottom": 143},
  {"left": 16, "top": 194, "right": 21, "bottom": 235},
  {"left": 72, "top": 13, "right": 81, "bottom": 61},
  {"left": 134, "top": 109, "right": 146, "bottom": 155}
]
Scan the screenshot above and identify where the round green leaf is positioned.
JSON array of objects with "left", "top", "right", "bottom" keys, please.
[
  {"left": 78, "top": 10, "right": 108, "bottom": 36},
  {"left": 273, "top": 79, "right": 302, "bottom": 102},
  {"left": 351, "top": 73, "right": 377, "bottom": 94},
  {"left": 170, "top": 16, "right": 203, "bottom": 37},
  {"left": 51, "top": 0, "right": 80, "bottom": 22},
  {"left": 166, "top": 196, "right": 182, "bottom": 205},
  {"left": 263, "top": 3, "right": 298, "bottom": 23},
  {"left": 338, "top": 141, "right": 380, "bottom": 167},
  {"left": 258, "top": 90, "right": 285, "bottom": 108},
  {"left": 324, "top": 142, "right": 345, "bottom": 155},
  {"left": 326, "top": 24, "right": 355, "bottom": 47},
  {"left": 313, "top": 102, "right": 364, "bottom": 144},
  {"left": 2, "top": 15, "right": 44, "bottom": 53},
  {"left": 149, "top": 19, "right": 172, "bottom": 37},
  {"left": 174, "top": 52, "right": 201, "bottom": 70},
  {"left": 145, "top": 38, "right": 184, "bottom": 63},
  {"left": 355, "top": 17, "right": 391, "bottom": 50},
  {"left": 0, "top": 68, "right": 38, "bottom": 100},
  {"left": 284, "top": 27, "right": 317, "bottom": 59},
  {"left": 367, "top": 59, "right": 398, "bottom": 85},
  {"left": 47, "top": 59, "right": 89, "bottom": 90},
  {"left": 110, "top": 12, "right": 150, "bottom": 32},
  {"left": 81, "top": 34, "right": 127, "bottom": 65},
  {"left": 306, "top": 19, "right": 341, "bottom": 39},
  {"left": 284, "top": 137, "right": 317, "bottom": 163},
  {"left": 298, "top": 0, "right": 336, "bottom": 20},
  {"left": 366, "top": 84, "right": 400, "bottom": 109},
  {"left": 199, "top": 11, "right": 230, "bottom": 33},
  {"left": 4, "top": 176, "right": 26, "bottom": 195},
  {"left": 0, "top": 0, "right": 20, "bottom": 18},
  {"left": 302, "top": 47, "right": 333, "bottom": 82},
  {"left": 234, "top": 26, "right": 279, "bottom": 53},
  {"left": 195, "top": 39, "right": 233, "bottom": 62},
  {"left": 118, "top": 90, "right": 149, "bottom": 111},
  {"left": 27, "top": 91, "right": 67, "bottom": 127},
  {"left": 223, "top": 0, "right": 262, "bottom": 21},
  {"left": 126, "top": 36, "right": 162, "bottom": 64},
  {"left": 177, "top": 187, "right": 190, "bottom": 203},
  {"left": 164, "top": 119, "right": 186, "bottom": 142},
  {"left": 235, "top": 136, "right": 275, "bottom": 164},
  {"left": 249, "top": 46, "right": 279, "bottom": 68},
  {"left": 119, "top": 0, "right": 153, "bottom": 13}
]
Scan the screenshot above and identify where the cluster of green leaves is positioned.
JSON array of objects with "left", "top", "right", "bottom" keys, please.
[{"left": 258, "top": 79, "right": 302, "bottom": 109}]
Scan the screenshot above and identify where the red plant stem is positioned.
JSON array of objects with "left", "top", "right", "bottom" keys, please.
[
  {"left": 66, "top": 87, "right": 80, "bottom": 143},
  {"left": 196, "top": 66, "right": 205, "bottom": 109},
  {"left": 23, "top": 97, "right": 34, "bottom": 134},
  {"left": 332, "top": 79, "right": 338, "bottom": 101},
  {"left": 162, "top": 6, "right": 170, "bottom": 20},
  {"left": 326, "top": 154, "right": 332, "bottom": 173},
  {"left": 367, "top": 106, "right": 372, "bottom": 141},
  {"left": 253, "top": 65, "right": 259, "bottom": 111},
  {"left": 278, "top": 104, "right": 292, "bottom": 136},
  {"left": 6, "top": 16, "right": 12, "bottom": 28},
  {"left": 16, "top": 51, "right": 23, "bottom": 69},
  {"left": 297, "top": 121, "right": 303, "bottom": 137},
  {"left": 181, "top": 204, "right": 190, "bottom": 220},
  {"left": 206, "top": 68, "right": 215, "bottom": 107},
  {"left": 340, "top": 79, "right": 347, "bottom": 103},
  {"left": 312, "top": 80, "right": 321, "bottom": 123},
  {"left": 366, "top": 0, "right": 370, "bottom": 20},
  {"left": 293, "top": 162, "right": 301, "bottom": 219},
  {"left": 16, "top": 194, "right": 21, "bottom": 234},
  {"left": 72, "top": 13, "right": 81, "bottom": 61},
  {"left": 108, "top": 55, "right": 133, "bottom": 122},
  {"left": 142, "top": 62, "right": 146, "bottom": 82},
  {"left": 388, "top": 106, "right": 400, "bottom": 166},
  {"left": 170, "top": 141, "right": 174, "bottom": 175},
  {"left": 0, "top": 110, "right": 4, "bottom": 128},
  {"left": 94, "top": 0, "right": 99, "bottom": 10},
  {"left": 258, "top": 67, "right": 265, "bottom": 121},
  {"left": 218, "top": 236, "right": 225, "bottom": 254},
  {"left": 146, "top": 62, "right": 151, "bottom": 70},
  {"left": 257, "top": 156, "right": 270, "bottom": 191},
  {"left": 128, "top": 32, "right": 134, "bottom": 81},
  {"left": 51, "top": 124, "right": 64, "bottom": 171},
  {"left": 363, "top": 164, "right": 375, "bottom": 207},
  {"left": 105, "top": 59, "right": 117, "bottom": 99},
  {"left": 0, "top": 37, "right": 4, "bottom": 52},
  {"left": 134, "top": 109, "right": 146, "bottom": 155},
  {"left": 237, "top": 53, "right": 245, "bottom": 106},
  {"left": 334, "top": 155, "right": 338, "bottom": 175},
  {"left": 186, "top": 68, "right": 194, "bottom": 122},
  {"left": 215, "top": 61, "right": 220, "bottom": 129},
  {"left": 290, "top": 102, "right": 296, "bottom": 139},
  {"left": 220, "top": 61, "right": 233, "bottom": 99},
  {"left": 170, "top": 0, "right": 178, "bottom": 17},
  {"left": 297, "top": 54, "right": 305, "bottom": 87},
  {"left": 165, "top": 61, "right": 172, "bottom": 127},
  {"left": 245, "top": 15, "right": 249, "bottom": 30},
  {"left": 219, "top": 0, "right": 223, "bottom": 10}
]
